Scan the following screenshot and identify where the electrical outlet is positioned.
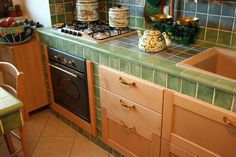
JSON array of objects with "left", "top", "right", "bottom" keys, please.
[{"left": 163, "top": 6, "right": 170, "bottom": 15}]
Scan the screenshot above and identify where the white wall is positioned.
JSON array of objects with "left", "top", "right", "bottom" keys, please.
[{"left": 13, "top": 0, "right": 51, "bottom": 27}]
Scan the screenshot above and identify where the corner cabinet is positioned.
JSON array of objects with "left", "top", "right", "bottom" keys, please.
[
  {"left": 99, "top": 65, "right": 165, "bottom": 157},
  {"left": 162, "top": 90, "right": 236, "bottom": 157},
  {"left": 0, "top": 35, "right": 49, "bottom": 115}
]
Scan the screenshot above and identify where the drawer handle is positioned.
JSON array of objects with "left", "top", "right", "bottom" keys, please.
[
  {"left": 120, "top": 99, "right": 135, "bottom": 109},
  {"left": 120, "top": 120, "right": 136, "bottom": 131},
  {"left": 223, "top": 116, "right": 236, "bottom": 129},
  {"left": 119, "top": 77, "right": 136, "bottom": 87}
]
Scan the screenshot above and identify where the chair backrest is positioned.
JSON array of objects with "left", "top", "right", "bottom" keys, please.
[{"left": 0, "top": 62, "right": 24, "bottom": 102}]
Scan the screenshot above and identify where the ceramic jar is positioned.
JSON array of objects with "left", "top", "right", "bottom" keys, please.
[
  {"left": 137, "top": 30, "right": 171, "bottom": 53},
  {"left": 76, "top": 0, "right": 99, "bottom": 22},
  {"left": 109, "top": 7, "right": 129, "bottom": 27}
]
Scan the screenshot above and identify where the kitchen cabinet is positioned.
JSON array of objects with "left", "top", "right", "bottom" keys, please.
[
  {"left": 0, "top": 35, "right": 49, "bottom": 116},
  {"left": 99, "top": 65, "right": 165, "bottom": 157},
  {"left": 162, "top": 90, "right": 236, "bottom": 157}
]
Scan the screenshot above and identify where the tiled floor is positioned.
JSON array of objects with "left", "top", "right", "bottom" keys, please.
[{"left": 0, "top": 109, "right": 114, "bottom": 157}]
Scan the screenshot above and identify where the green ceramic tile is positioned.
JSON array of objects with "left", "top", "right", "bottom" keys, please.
[
  {"left": 167, "top": 74, "right": 181, "bottom": 92},
  {"left": 65, "top": 2, "right": 73, "bottom": 12},
  {"left": 155, "top": 60, "right": 175, "bottom": 72},
  {"left": 50, "top": 5, "right": 56, "bottom": 14},
  {"left": 93, "top": 63, "right": 99, "bottom": 75},
  {"left": 206, "top": 29, "right": 218, "bottom": 43},
  {"left": 100, "top": 53, "right": 109, "bottom": 66},
  {"left": 83, "top": 130, "right": 91, "bottom": 140},
  {"left": 109, "top": 56, "right": 119, "bottom": 70},
  {"left": 57, "top": 14, "right": 65, "bottom": 23},
  {"left": 141, "top": 66, "right": 153, "bottom": 82},
  {"left": 91, "top": 50, "right": 100, "bottom": 63},
  {"left": 231, "top": 33, "right": 236, "bottom": 48},
  {"left": 136, "top": 17, "right": 144, "bottom": 28},
  {"left": 197, "top": 27, "right": 205, "bottom": 40},
  {"left": 130, "top": 62, "right": 141, "bottom": 77},
  {"left": 181, "top": 70, "right": 201, "bottom": 81},
  {"left": 214, "top": 79, "right": 236, "bottom": 93},
  {"left": 197, "top": 84, "right": 214, "bottom": 103},
  {"left": 166, "top": 65, "right": 185, "bottom": 77},
  {"left": 95, "top": 97, "right": 101, "bottom": 108},
  {"left": 94, "top": 75, "right": 99, "bottom": 86},
  {"left": 97, "top": 128, "right": 103, "bottom": 140},
  {"left": 95, "top": 86, "right": 100, "bottom": 97},
  {"left": 214, "top": 89, "right": 233, "bottom": 110},
  {"left": 51, "top": 15, "right": 57, "bottom": 25},
  {"left": 65, "top": 12, "right": 74, "bottom": 23},
  {"left": 119, "top": 58, "right": 129, "bottom": 73},
  {"left": 130, "top": 16, "right": 135, "bottom": 27},
  {"left": 154, "top": 70, "right": 167, "bottom": 87},
  {"left": 96, "top": 118, "right": 102, "bottom": 130},
  {"left": 49, "top": 0, "right": 55, "bottom": 4},
  {"left": 197, "top": 75, "right": 220, "bottom": 86},
  {"left": 233, "top": 95, "right": 236, "bottom": 112},
  {"left": 83, "top": 47, "right": 91, "bottom": 59},
  {"left": 112, "top": 149, "right": 123, "bottom": 157},
  {"left": 55, "top": 0, "right": 63, "bottom": 3},
  {"left": 96, "top": 107, "right": 102, "bottom": 120},
  {"left": 181, "top": 79, "right": 196, "bottom": 97},
  {"left": 75, "top": 45, "right": 83, "bottom": 57},
  {"left": 218, "top": 31, "right": 231, "bottom": 46},
  {"left": 64, "top": 0, "right": 71, "bottom": 2}
]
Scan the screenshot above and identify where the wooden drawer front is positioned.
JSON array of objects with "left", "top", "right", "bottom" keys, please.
[
  {"left": 101, "top": 88, "right": 162, "bottom": 136},
  {"left": 106, "top": 111, "right": 155, "bottom": 157},
  {"left": 161, "top": 139, "right": 197, "bottom": 157},
  {"left": 163, "top": 90, "right": 236, "bottom": 157},
  {"left": 99, "top": 65, "right": 164, "bottom": 113}
]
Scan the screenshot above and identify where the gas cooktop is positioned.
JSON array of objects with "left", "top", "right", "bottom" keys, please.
[{"left": 51, "top": 21, "right": 136, "bottom": 43}]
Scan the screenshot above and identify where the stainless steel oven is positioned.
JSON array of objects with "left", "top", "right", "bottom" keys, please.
[{"left": 48, "top": 47, "right": 90, "bottom": 123}]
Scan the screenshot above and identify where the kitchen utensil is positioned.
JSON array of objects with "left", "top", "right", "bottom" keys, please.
[
  {"left": 176, "top": 17, "right": 199, "bottom": 26},
  {"left": 137, "top": 30, "right": 171, "bottom": 53},
  {"left": 76, "top": 0, "right": 99, "bottom": 22},
  {"left": 109, "top": 6, "right": 129, "bottom": 27},
  {"left": 150, "top": 14, "right": 172, "bottom": 22}
]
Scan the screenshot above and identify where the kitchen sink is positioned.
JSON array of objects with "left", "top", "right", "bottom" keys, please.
[{"left": 177, "top": 47, "right": 236, "bottom": 82}]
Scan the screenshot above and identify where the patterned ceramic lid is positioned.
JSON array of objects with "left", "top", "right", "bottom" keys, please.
[{"left": 144, "top": 30, "right": 161, "bottom": 36}]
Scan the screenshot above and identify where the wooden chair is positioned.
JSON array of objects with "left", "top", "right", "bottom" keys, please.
[{"left": 0, "top": 61, "right": 29, "bottom": 157}]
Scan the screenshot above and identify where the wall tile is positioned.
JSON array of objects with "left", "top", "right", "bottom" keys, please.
[
  {"left": 130, "top": 62, "right": 141, "bottom": 77},
  {"left": 100, "top": 53, "right": 109, "bottom": 66},
  {"left": 167, "top": 74, "right": 181, "bottom": 92},
  {"left": 197, "top": 84, "right": 214, "bottom": 103},
  {"left": 109, "top": 56, "right": 119, "bottom": 70},
  {"left": 154, "top": 70, "right": 167, "bottom": 87},
  {"left": 185, "top": 1, "right": 196, "bottom": 12},
  {"left": 218, "top": 31, "right": 231, "bottom": 46},
  {"left": 222, "top": 2, "right": 236, "bottom": 17},
  {"left": 209, "top": 3, "right": 222, "bottom": 15},
  {"left": 214, "top": 90, "right": 233, "bottom": 110},
  {"left": 181, "top": 79, "right": 196, "bottom": 97},
  {"left": 120, "top": 58, "right": 130, "bottom": 73},
  {"left": 206, "top": 29, "right": 218, "bottom": 43},
  {"left": 142, "top": 66, "right": 153, "bottom": 82},
  {"left": 207, "top": 15, "right": 220, "bottom": 29}
]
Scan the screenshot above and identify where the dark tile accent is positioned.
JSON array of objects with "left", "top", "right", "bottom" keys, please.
[
  {"left": 175, "top": 0, "right": 185, "bottom": 11},
  {"left": 196, "top": 1, "right": 208, "bottom": 13},
  {"left": 129, "top": 5, "right": 135, "bottom": 16},
  {"left": 196, "top": 14, "right": 207, "bottom": 27},
  {"left": 136, "top": 6, "right": 144, "bottom": 17},
  {"left": 185, "top": 1, "right": 196, "bottom": 12},
  {"left": 55, "top": 0, "right": 63, "bottom": 3},
  {"left": 209, "top": 3, "right": 222, "bottom": 15},
  {"left": 65, "top": 2, "right": 73, "bottom": 12},
  {"left": 222, "top": 2, "right": 236, "bottom": 17},
  {"left": 220, "top": 17, "right": 234, "bottom": 31},
  {"left": 207, "top": 15, "right": 220, "bottom": 29}
]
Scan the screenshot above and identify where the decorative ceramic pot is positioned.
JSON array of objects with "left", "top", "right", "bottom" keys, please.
[
  {"left": 109, "top": 7, "right": 129, "bottom": 27},
  {"left": 76, "top": 0, "right": 99, "bottom": 22},
  {"left": 0, "top": 25, "right": 34, "bottom": 43},
  {"left": 137, "top": 30, "right": 171, "bottom": 53}
]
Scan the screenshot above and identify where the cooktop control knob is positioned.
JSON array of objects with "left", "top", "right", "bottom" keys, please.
[
  {"left": 54, "top": 55, "right": 61, "bottom": 61},
  {"left": 68, "top": 60, "right": 75, "bottom": 67}
]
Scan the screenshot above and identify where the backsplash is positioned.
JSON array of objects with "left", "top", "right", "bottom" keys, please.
[{"left": 48, "top": 0, "right": 236, "bottom": 47}]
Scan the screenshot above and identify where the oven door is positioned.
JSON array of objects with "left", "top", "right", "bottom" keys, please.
[{"left": 49, "top": 62, "right": 90, "bottom": 123}]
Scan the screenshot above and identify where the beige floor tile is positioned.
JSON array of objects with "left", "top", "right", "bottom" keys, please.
[
  {"left": 70, "top": 133, "right": 109, "bottom": 157},
  {"left": 32, "top": 137, "right": 74, "bottom": 157},
  {"left": 30, "top": 109, "right": 52, "bottom": 119},
  {"left": 41, "top": 116, "right": 75, "bottom": 137},
  {"left": 24, "top": 118, "right": 49, "bottom": 137}
]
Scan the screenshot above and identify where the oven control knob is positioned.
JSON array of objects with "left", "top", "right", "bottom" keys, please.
[
  {"left": 68, "top": 61, "right": 75, "bottom": 67},
  {"left": 54, "top": 55, "right": 61, "bottom": 61},
  {"left": 69, "top": 31, "right": 73, "bottom": 34},
  {"left": 64, "top": 29, "right": 69, "bottom": 33}
]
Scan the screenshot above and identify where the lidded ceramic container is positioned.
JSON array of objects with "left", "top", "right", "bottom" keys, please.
[
  {"left": 76, "top": 0, "right": 99, "bottom": 22},
  {"left": 137, "top": 30, "right": 171, "bottom": 53},
  {"left": 109, "top": 6, "right": 129, "bottom": 27}
]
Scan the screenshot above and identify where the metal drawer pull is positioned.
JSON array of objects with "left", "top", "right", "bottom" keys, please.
[
  {"left": 120, "top": 99, "right": 135, "bottom": 109},
  {"left": 120, "top": 120, "right": 136, "bottom": 131},
  {"left": 223, "top": 116, "right": 236, "bottom": 129},
  {"left": 119, "top": 77, "right": 136, "bottom": 87}
]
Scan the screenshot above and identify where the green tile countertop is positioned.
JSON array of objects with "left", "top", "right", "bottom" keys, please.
[{"left": 37, "top": 27, "right": 236, "bottom": 113}]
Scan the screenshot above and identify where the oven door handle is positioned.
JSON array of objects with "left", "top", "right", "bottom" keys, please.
[{"left": 49, "top": 63, "right": 78, "bottom": 78}]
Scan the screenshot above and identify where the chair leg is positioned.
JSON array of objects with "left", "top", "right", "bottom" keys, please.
[
  {"left": 3, "top": 132, "right": 16, "bottom": 155},
  {"left": 19, "top": 126, "right": 30, "bottom": 157}
]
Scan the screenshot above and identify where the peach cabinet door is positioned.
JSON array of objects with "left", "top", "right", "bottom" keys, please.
[
  {"left": 99, "top": 65, "right": 165, "bottom": 113},
  {"left": 102, "top": 108, "right": 161, "bottom": 157},
  {"left": 100, "top": 88, "right": 162, "bottom": 136},
  {"left": 162, "top": 90, "right": 236, "bottom": 157}
]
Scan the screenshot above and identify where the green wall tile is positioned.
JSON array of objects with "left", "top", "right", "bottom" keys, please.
[
  {"left": 130, "top": 62, "right": 141, "bottom": 77},
  {"left": 214, "top": 90, "right": 233, "bottom": 110},
  {"left": 136, "top": 17, "right": 144, "bottom": 28},
  {"left": 233, "top": 95, "right": 236, "bottom": 112},
  {"left": 65, "top": 2, "right": 73, "bottom": 12},
  {"left": 231, "top": 33, "right": 236, "bottom": 48},
  {"left": 50, "top": 5, "right": 56, "bottom": 14},
  {"left": 83, "top": 47, "right": 91, "bottom": 59},
  {"left": 218, "top": 31, "right": 231, "bottom": 45},
  {"left": 119, "top": 59, "right": 129, "bottom": 73},
  {"left": 95, "top": 86, "right": 100, "bottom": 97},
  {"left": 109, "top": 56, "right": 119, "bottom": 70},
  {"left": 91, "top": 50, "right": 100, "bottom": 63},
  {"left": 181, "top": 79, "right": 196, "bottom": 97},
  {"left": 94, "top": 75, "right": 99, "bottom": 86},
  {"left": 130, "top": 16, "right": 135, "bottom": 27},
  {"left": 142, "top": 66, "right": 153, "bottom": 82},
  {"left": 57, "top": 14, "right": 65, "bottom": 23},
  {"left": 96, "top": 118, "right": 102, "bottom": 130},
  {"left": 96, "top": 107, "right": 102, "bottom": 119},
  {"left": 51, "top": 15, "right": 57, "bottom": 25},
  {"left": 100, "top": 53, "right": 109, "bottom": 66},
  {"left": 154, "top": 70, "right": 167, "bottom": 87},
  {"left": 95, "top": 97, "right": 101, "bottom": 108},
  {"left": 197, "top": 84, "right": 214, "bottom": 103},
  {"left": 93, "top": 63, "right": 99, "bottom": 75},
  {"left": 167, "top": 75, "right": 181, "bottom": 92},
  {"left": 206, "top": 29, "right": 218, "bottom": 43},
  {"left": 65, "top": 12, "right": 74, "bottom": 23}
]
